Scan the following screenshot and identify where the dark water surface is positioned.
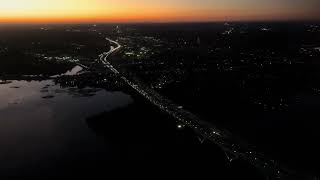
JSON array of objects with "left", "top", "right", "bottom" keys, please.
[{"left": 0, "top": 80, "right": 131, "bottom": 178}]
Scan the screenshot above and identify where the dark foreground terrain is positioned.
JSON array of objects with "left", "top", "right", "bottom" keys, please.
[{"left": 0, "top": 22, "right": 320, "bottom": 179}]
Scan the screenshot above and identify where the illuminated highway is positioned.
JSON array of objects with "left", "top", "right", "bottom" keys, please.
[{"left": 98, "top": 37, "right": 287, "bottom": 180}]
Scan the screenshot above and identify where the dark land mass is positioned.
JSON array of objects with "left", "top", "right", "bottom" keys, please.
[
  {"left": 0, "top": 22, "right": 320, "bottom": 179},
  {"left": 111, "top": 22, "right": 320, "bottom": 178}
]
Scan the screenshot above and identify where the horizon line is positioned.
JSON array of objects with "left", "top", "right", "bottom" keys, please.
[{"left": 0, "top": 19, "right": 319, "bottom": 25}]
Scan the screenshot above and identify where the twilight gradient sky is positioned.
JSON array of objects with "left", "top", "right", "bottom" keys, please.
[{"left": 0, "top": 0, "right": 319, "bottom": 23}]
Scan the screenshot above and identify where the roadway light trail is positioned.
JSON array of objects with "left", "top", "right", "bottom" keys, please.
[{"left": 98, "top": 37, "right": 289, "bottom": 180}]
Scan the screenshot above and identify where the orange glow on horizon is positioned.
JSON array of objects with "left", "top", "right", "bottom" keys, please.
[{"left": 0, "top": 0, "right": 318, "bottom": 23}]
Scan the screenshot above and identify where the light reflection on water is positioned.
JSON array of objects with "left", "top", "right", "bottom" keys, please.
[{"left": 0, "top": 80, "right": 133, "bottom": 173}]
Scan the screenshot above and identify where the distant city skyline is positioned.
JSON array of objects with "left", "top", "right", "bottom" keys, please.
[{"left": 0, "top": 0, "right": 319, "bottom": 23}]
